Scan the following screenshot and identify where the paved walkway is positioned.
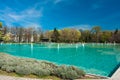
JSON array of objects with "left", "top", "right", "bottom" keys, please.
[
  {"left": 0, "top": 75, "right": 110, "bottom": 80},
  {"left": 0, "top": 75, "right": 51, "bottom": 80},
  {"left": 111, "top": 67, "right": 120, "bottom": 80}
]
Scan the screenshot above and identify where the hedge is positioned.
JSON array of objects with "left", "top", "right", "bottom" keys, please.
[{"left": 0, "top": 53, "right": 85, "bottom": 79}]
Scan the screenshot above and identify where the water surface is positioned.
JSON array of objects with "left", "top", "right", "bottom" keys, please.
[{"left": 0, "top": 43, "right": 120, "bottom": 76}]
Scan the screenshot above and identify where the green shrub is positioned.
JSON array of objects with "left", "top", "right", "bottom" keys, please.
[
  {"left": 0, "top": 53, "right": 85, "bottom": 79},
  {"left": 5, "top": 66, "right": 15, "bottom": 72},
  {"left": 15, "top": 66, "right": 32, "bottom": 75},
  {"left": 0, "top": 60, "right": 6, "bottom": 68},
  {"left": 53, "top": 65, "right": 85, "bottom": 79},
  {"left": 1, "top": 65, "right": 8, "bottom": 71},
  {"left": 71, "top": 66, "right": 85, "bottom": 77},
  {"left": 33, "top": 68, "right": 50, "bottom": 77},
  {"left": 1, "top": 64, "right": 15, "bottom": 72}
]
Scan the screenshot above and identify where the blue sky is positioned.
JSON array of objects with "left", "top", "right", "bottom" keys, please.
[{"left": 0, "top": 0, "right": 120, "bottom": 30}]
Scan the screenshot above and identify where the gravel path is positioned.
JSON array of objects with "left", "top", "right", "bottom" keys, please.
[
  {"left": 0, "top": 75, "right": 51, "bottom": 80},
  {"left": 0, "top": 75, "right": 115, "bottom": 80}
]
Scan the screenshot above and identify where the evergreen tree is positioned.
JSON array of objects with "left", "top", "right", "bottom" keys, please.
[
  {"left": 114, "top": 28, "right": 118, "bottom": 35},
  {"left": 51, "top": 28, "right": 60, "bottom": 42}
]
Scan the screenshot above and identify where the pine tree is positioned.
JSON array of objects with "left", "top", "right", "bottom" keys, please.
[{"left": 51, "top": 28, "right": 60, "bottom": 42}]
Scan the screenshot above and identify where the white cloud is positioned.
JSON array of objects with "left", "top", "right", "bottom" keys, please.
[
  {"left": 54, "top": 0, "right": 62, "bottom": 4},
  {"left": 8, "top": 7, "right": 43, "bottom": 21},
  {"left": 8, "top": 14, "right": 24, "bottom": 21},
  {"left": 0, "top": 4, "right": 43, "bottom": 27},
  {"left": 0, "top": 0, "right": 65, "bottom": 28},
  {"left": 25, "top": 23, "right": 42, "bottom": 28},
  {"left": 62, "top": 25, "right": 92, "bottom": 30}
]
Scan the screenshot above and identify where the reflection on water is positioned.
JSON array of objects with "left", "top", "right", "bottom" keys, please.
[{"left": 31, "top": 43, "right": 33, "bottom": 56}]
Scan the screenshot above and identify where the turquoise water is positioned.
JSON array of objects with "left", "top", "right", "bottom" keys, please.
[{"left": 0, "top": 43, "right": 120, "bottom": 77}]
